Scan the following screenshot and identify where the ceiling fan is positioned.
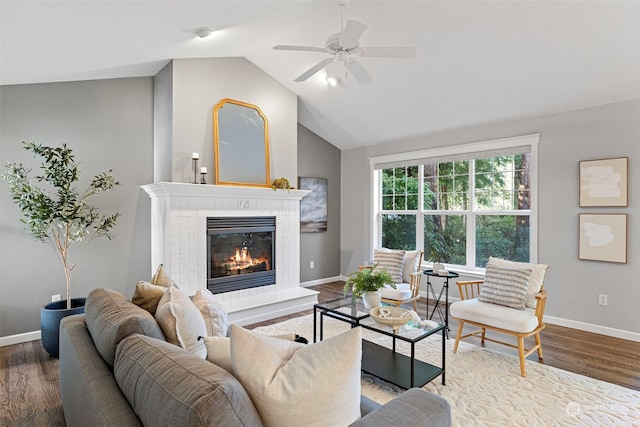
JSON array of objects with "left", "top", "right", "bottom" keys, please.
[{"left": 273, "top": 1, "right": 416, "bottom": 85}]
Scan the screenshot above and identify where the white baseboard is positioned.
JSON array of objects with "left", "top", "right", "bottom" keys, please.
[
  {"left": 0, "top": 330, "right": 41, "bottom": 347},
  {"left": 543, "top": 315, "right": 640, "bottom": 342},
  {"left": 300, "top": 276, "right": 345, "bottom": 288}
]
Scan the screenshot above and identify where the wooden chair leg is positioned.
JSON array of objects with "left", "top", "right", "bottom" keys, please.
[
  {"left": 481, "top": 328, "right": 486, "bottom": 344},
  {"left": 535, "top": 332, "right": 543, "bottom": 359},
  {"left": 412, "top": 300, "right": 418, "bottom": 312},
  {"left": 518, "top": 336, "right": 526, "bottom": 377},
  {"left": 453, "top": 322, "right": 464, "bottom": 353}
]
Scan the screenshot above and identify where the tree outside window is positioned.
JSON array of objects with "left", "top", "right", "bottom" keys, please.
[{"left": 379, "top": 153, "right": 531, "bottom": 269}]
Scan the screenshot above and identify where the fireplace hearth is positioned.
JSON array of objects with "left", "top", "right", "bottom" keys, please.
[{"left": 207, "top": 216, "right": 275, "bottom": 294}]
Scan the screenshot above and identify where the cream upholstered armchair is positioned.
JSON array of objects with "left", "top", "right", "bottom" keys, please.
[
  {"left": 449, "top": 257, "right": 548, "bottom": 377},
  {"left": 369, "top": 249, "right": 424, "bottom": 311}
]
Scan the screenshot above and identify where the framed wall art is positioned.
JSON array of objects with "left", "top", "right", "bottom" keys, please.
[
  {"left": 298, "top": 177, "right": 328, "bottom": 232},
  {"left": 579, "top": 213, "right": 627, "bottom": 263},
  {"left": 579, "top": 157, "right": 628, "bottom": 207}
]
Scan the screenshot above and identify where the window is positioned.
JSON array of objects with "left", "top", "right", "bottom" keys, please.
[{"left": 372, "top": 135, "right": 538, "bottom": 271}]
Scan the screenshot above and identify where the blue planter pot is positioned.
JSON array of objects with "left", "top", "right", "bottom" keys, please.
[{"left": 40, "top": 297, "right": 86, "bottom": 357}]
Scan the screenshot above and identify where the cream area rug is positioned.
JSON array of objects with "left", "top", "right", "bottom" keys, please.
[{"left": 253, "top": 314, "right": 640, "bottom": 427}]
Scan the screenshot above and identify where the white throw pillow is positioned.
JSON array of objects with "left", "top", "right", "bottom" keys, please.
[
  {"left": 488, "top": 257, "right": 548, "bottom": 308},
  {"left": 192, "top": 289, "right": 229, "bottom": 337},
  {"left": 402, "top": 250, "right": 422, "bottom": 283},
  {"left": 155, "top": 286, "right": 207, "bottom": 358},
  {"left": 373, "top": 248, "right": 406, "bottom": 284},
  {"left": 230, "top": 324, "right": 362, "bottom": 427},
  {"left": 203, "top": 336, "right": 233, "bottom": 373},
  {"left": 479, "top": 264, "right": 531, "bottom": 310},
  {"left": 203, "top": 333, "right": 304, "bottom": 374}
]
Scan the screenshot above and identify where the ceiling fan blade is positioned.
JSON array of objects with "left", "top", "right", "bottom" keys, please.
[
  {"left": 273, "top": 45, "right": 329, "bottom": 53},
  {"left": 357, "top": 46, "right": 417, "bottom": 58},
  {"left": 344, "top": 58, "right": 373, "bottom": 85},
  {"left": 340, "top": 20, "right": 367, "bottom": 47},
  {"left": 294, "top": 57, "right": 335, "bottom": 82}
]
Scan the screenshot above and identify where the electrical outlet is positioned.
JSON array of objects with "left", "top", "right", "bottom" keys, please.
[
  {"left": 239, "top": 200, "right": 250, "bottom": 209},
  {"left": 52, "top": 294, "right": 61, "bottom": 302},
  {"left": 598, "top": 294, "right": 607, "bottom": 306},
  {"left": 309, "top": 261, "right": 315, "bottom": 269}
]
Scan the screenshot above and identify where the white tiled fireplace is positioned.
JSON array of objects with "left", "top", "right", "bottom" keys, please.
[{"left": 142, "top": 182, "right": 318, "bottom": 325}]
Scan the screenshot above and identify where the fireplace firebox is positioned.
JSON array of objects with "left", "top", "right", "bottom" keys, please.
[{"left": 207, "top": 217, "right": 275, "bottom": 294}]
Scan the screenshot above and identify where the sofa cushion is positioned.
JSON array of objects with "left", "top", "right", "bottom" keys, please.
[
  {"left": 450, "top": 298, "right": 539, "bottom": 333},
  {"left": 114, "top": 334, "right": 262, "bottom": 427},
  {"left": 155, "top": 286, "right": 207, "bottom": 358},
  {"left": 488, "top": 257, "right": 548, "bottom": 308},
  {"left": 478, "top": 264, "right": 531, "bottom": 310},
  {"left": 131, "top": 281, "right": 168, "bottom": 315},
  {"left": 59, "top": 315, "right": 143, "bottom": 427},
  {"left": 352, "top": 388, "right": 451, "bottom": 427},
  {"left": 192, "top": 288, "right": 229, "bottom": 337},
  {"left": 231, "top": 324, "right": 362, "bottom": 427},
  {"left": 373, "top": 249, "right": 406, "bottom": 284},
  {"left": 84, "top": 288, "right": 165, "bottom": 367}
]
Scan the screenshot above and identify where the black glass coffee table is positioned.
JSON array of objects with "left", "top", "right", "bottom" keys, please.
[{"left": 314, "top": 297, "right": 445, "bottom": 388}]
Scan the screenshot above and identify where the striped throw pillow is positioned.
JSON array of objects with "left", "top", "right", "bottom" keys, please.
[
  {"left": 373, "top": 249, "right": 406, "bottom": 284},
  {"left": 479, "top": 264, "right": 531, "bottom": 310}
]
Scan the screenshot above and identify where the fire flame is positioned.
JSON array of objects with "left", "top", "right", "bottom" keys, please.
[{"left": 226, "top": 246, "right": 270, "bottom": 271}]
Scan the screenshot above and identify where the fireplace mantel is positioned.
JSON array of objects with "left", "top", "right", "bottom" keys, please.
[
  {"left": 142, "top": 182, "right": 310, "bottom": 201},
  {"left": 141, "top": 182, "right": 317, "bottom": 325}
]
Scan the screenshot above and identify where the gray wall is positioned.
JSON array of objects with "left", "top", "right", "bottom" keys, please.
[
  {"left": 167, "top": 58, "right": 298, "bottom": 184},
  {"left": 341, "top": 99, "right": 640, "bottom": 334},
  {"left": 297, "top": 124, "right": 341, "bottom": 283},
  {"left": 0, "top": 78, "right": 154, "bottom": 337},
  {"left": 153, "top": 62, "right": 173, "bottom": 183}
]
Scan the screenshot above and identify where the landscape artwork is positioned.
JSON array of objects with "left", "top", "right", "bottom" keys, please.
[{"left": 299, "top": 177, "right": 328, "bottom": 232}]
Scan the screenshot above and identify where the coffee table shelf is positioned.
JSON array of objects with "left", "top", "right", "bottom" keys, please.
[
  {"left": 362, "top": 341, "right": 443, "bottom": 389},
  {"left": 314, "top": 297, "right": 445, "bottom": 389}
]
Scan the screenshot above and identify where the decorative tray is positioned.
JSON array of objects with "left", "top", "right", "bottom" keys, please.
[{"left": 369, "top": 306, "right": 412, "bottom": 330}]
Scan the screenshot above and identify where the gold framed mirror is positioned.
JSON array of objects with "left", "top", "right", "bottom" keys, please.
[{"left": 213, "top": 98, "right": 271, "bottom": 187}]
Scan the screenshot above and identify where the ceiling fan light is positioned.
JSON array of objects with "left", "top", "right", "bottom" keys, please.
[
  {"left": 193, "top": 27, "right": 214, "bottom": 38},
  {"left": 326, "top": 75, "right": 341, "bottom": 87}
]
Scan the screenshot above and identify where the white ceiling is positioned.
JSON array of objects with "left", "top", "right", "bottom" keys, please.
[{"left": 2, "top": 1, "right": 639, "bottom": 150}]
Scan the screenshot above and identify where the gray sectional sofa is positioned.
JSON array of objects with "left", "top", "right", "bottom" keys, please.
[{"left": 59, "top": 288, "right": 451, "bottom": 426}]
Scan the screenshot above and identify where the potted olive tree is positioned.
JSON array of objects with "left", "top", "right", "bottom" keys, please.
[
  {"left": 2, "top": 141, "right": 119, "bottom": 357},
  {"left": 343, "top": 264, "right": 394, "bottom": 309}
]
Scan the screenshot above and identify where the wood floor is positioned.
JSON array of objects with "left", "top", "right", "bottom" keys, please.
[{"left": 1, "top": 281, "right": 638, "bottom": 426}]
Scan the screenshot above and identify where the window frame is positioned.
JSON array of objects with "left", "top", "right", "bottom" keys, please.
[{"left": 369, "top": 134, "right": 540, "bottom": 274}]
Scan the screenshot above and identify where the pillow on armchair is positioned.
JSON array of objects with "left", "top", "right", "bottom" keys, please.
[
  {"left": 402, "top": 250, "right": 422, "bottom": 283},
  {"left": 373, "top": 249, "right": 406, "bottom": 284},
  {"left": 478, "top": 263, "right": 531, "bottom": 310},
  {"left": 488, "top": 257, "right": 548, "bottom": 308}
]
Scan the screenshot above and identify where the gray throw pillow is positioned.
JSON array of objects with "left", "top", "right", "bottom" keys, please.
[
  {"left": 84, "top": 288, "right": 165, "bottom": 367},
  {"left": 479, "top": 264, "right": 531, "bottom": 310}
]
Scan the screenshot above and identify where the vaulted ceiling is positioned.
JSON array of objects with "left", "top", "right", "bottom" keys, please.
[{"left": 2, "top": 1, "right": 639, "bottom": 150}]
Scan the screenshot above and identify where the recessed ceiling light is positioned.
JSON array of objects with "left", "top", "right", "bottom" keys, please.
[{"left": 193, "top": 27, "right": 214, "bottom": 38}]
